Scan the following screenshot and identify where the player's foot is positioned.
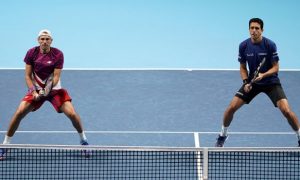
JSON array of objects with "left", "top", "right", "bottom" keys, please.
[
  {"left": 80, "top": 140, "right": 91, "bottom": 158},
  {"left": 0, "top": 148, "right": 6, "bottom": 160},
  {"left": 215, "top": 135, "right": 228, "bottom": 147}
]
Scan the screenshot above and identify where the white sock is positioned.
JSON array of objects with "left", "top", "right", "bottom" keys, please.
[
  {"left": 3, "top": 135, "right": 12, "bottom": 144},
  {"left": 220, "top": 126, "right": 228, "bottom": 137},
  {"left": 79, "top": 132, "right": 87, "bottom": 142},
  {"left": 296, "top": 129, "right": 300, "bottom": 140}
]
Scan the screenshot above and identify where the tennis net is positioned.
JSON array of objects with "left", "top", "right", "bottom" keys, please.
[{"left": 0, "top": 145, "right": 299, "bottom": 179}]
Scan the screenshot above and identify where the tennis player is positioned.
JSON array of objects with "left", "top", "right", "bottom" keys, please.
[
  {"left": 0, "top": 30, "right": 90, "bottom": 157},
  {"left": 215, "top": 18, "right": 300, "bottom": 147}
]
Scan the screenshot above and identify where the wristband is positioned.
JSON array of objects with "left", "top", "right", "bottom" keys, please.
[{"left": 28, "top": 86, "right": 36, "bottom": 93}]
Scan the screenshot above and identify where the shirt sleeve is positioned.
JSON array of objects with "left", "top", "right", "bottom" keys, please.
[
  {"left": 269, "top": 42, "right": 279, "bottom": 63},
  {"left": 23, "top": 47, "right": 36, "bottom": 65},
  {"left": 238, "top": 42, "right": 246, "bottom": 64},
  {"left": 54, "top": 51, "right": 64, "bottom": 69}
]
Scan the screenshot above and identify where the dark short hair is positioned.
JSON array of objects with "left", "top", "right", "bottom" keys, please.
[{"left": 249, "top": 18, "right": 264, "bottom": 29}]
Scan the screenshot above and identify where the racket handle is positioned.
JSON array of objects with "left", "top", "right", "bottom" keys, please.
[{"left": 39, "top": 89, "right": 45, "bottom": 96}]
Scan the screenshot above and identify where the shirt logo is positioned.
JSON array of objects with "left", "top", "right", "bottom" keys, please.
[
  {"left": 47, "top": 61, "right": 52, "bottom": 64},
  {"left": 258, "top": 53, "right": 267, "bottom": 56}
]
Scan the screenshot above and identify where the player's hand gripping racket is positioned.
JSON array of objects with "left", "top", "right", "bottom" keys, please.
[
  {"left": 39, "top": 76, "right": 53, "bottom": 97},
  {"left": 250, "top": 57, "right": 266, "bottom": 85},
  {"left": 244, "top": 57, "right": 266, "bottom": 92}
]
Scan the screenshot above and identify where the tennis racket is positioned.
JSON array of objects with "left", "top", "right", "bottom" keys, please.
[
  {"left": 39, "top": 75, "right": 53, "bottom": 97},
  {"left": 250, "top": 57, "right": 266, "bottom": 85}
]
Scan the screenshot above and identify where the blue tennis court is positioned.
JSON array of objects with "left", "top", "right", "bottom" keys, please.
[
  {"left": 1, "top": 69, "right": 299, "bottom": 147},
  {"left": 1, "top": 69, "right": 300, "bottom": 179}
]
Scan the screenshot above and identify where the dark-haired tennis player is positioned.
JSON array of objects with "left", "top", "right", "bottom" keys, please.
[
  {"left": 215, "top": 18, "right": 300, "bottom": 147},
  {"left": 0, "top": 30, "right": 90, "bottom": 158}
]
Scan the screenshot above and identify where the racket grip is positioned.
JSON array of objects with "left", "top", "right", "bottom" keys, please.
[
  {"left": 243, "top": 78, "right": 249, "bottom": 84},
  {"left": 39, "top": 89, "right": 45, "bottom": 96},
  {"left": 43, "top": 81, "right": 53, "bottom": 96}
]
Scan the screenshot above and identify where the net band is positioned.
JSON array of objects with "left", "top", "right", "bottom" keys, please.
[{"left": 1, "top": 145, "right": 299, "bottom": 180}]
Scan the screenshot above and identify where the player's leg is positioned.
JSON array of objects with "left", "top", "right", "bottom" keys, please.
[
  {"left": 1, "top": 101, "right": 34, "bottom": 158},
  {"left": 4, "top": 91, "right": 45, "bottom": 141},
  {"left": 5, "top": 101, "right": 34, "bottom": 142},
  {"left": 277, "top": 99, "right": 300, "bottom": 131},
  {"left": 51, "top": 89, "right": 88, "bottom": 144},
  {"left": 49, "top": 89, "right": 90, "bottom": 157},
  {"left": 59, "top": 101, "right": 91, "bottom": 157},
  {"left": 215, "top": 84, "right": 260, "bottom": 147},
  {"left": 223, "top": 96, "right": 246, "bottom": 127},
  {"left": 267, "top": 84, "right": 300, "bottom": 146},
  {"left": 60, "top": 101, "right": 85, "bottom": 135},
  {"left": 277, "top": 99, "right": 300, "bottom": 146},
  {"left": 215, "top": 96, "right": 245, "bottom": 147}
]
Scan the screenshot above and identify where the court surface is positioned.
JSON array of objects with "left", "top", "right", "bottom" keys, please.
[{"left": 0, "top": 69, "right": 300, "bottom": 147}]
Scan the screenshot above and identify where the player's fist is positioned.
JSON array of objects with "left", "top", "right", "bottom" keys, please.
[
  {"left": 244, "top": 83, "right": 252, "bottom": 93},
  {"left": 32, "top": 91, "right": 41, "bottom": 101}
]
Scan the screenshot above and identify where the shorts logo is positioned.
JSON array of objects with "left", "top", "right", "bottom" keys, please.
[{"left": 236, "top": 92, "right": 244, "bottom": 96}]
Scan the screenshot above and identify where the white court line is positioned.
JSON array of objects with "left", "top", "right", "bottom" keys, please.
[
  {"left": 0, "top": 131, "right": 295, "bottom": 134},
  {"left": 194, "top": 133, "right": 200, "bottom": 147},
  {"left": 194, "top": 133, "right": 204, "bottom": 180},
  {"left": 1, "top": 68, "right": 300, "bottom": 71}
]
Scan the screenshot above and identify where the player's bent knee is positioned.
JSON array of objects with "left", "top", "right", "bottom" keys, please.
[
  {"left": 226, "top": 104, "right": 239, "bottom": 114},
  {"left": 15, "top": 107, "right": 29, "bottom": 117}
]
